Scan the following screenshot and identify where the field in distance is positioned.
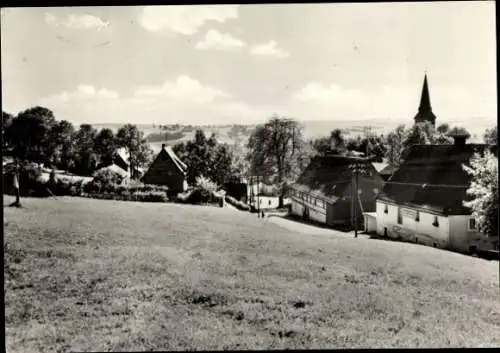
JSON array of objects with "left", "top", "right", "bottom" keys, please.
[{"left": 4, "top": 196, "right": 499, "bottom": 351}]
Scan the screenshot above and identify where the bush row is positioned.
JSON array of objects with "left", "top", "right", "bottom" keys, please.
[
  {"left": 225, "top": 195, "right": 251, "bottom": 211},
  {"left": 82, "top": 181, "right": 169, "bottom": 195},
  {"left": 176, "top": 187, "right": 223, "bottom": 205},
  {"left": 87, "top": 190, "right": 168, "bottom": 203}
]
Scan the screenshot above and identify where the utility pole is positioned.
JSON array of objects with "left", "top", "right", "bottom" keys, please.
[
  {"left": 257, "top": 174, "right": 260, "bottom": 218},
  {"left": 349, "top": 159, "right": 370, "bottom": 238}
]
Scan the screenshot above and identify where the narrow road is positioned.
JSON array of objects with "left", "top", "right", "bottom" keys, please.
[{"left": 267, "top": 214, "right": 370, "bottom": 239}]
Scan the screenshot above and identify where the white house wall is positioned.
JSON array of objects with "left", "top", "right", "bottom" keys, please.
[
  {"left": 448, "top": 215, "right": 480, "bottom": 252},
  {"left": 290, "top": 196, "right": 327, "bottom": 224},
  {"left": 376, "top": 201, "right": 450, "bottom": 248}
]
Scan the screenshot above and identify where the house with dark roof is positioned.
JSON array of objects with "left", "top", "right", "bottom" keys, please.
[
  {"left": 288, "top": 155, "right": 385, "bottom": 228},
  {"left": 141, "top": 144, "right": 188, "bottom": 194},
  {"left": 364, "top": 131, "right": 497, "bottom": 252}
]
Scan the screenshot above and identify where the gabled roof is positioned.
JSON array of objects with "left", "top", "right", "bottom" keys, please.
[
  {"left": 290, "top": 155, "right": 382, "bottom": 202},
  {"left": 143, "top": 145, "right": 187, "bottom": 177},
  {"left": 116, "top": 147, "right": 130, "bottom": 165},
  {"left": 164, "top": 146, "right": 187, "bottom": 173},
  {"left": 378, "top": 143, "right": 495, "bottom": 215}
]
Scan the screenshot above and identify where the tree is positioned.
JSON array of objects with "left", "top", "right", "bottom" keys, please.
[
  {"left": 484, "top": 126, "right": 497, "bottom": 145},
  {"left": 7, "top": 106, "right": 57, "bottom": 163},
  {"left": 116, "top": 124, "right": 153, "bottom": 179},
  {"left": 2, "top": 111, "right": 14, "bottom": 151},
  {"left": 49, "top": 120, "right": 76, "bottom": 170},
  {"left": 247, "top": 115, "right": 305, "bottom": 208},
  {"left": 330, "top": 129, "right": 347, "bottom": 154},
  {"left": 94, "top": 128, "right": 117, "bottom": 166},
  {"left": 73, "top": 124, "right": 98, "bottom": 175},
  {"left": 463, "top": 149, "right": 498, "bottom": 238},
  {"left": 437, "top": 123, "right": 450, "bottom": 134},
  {"left": 385, "top": 125, "right": 406, "bottom": 168}
]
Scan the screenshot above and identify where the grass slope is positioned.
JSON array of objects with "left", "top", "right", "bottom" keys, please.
[{"left": 4, "top": 196, "right": 500, "bottom": 351}]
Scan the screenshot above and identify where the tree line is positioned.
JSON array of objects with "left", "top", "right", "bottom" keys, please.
[{"left": 2, "top": 107, "right": 152, "bottom": 177}]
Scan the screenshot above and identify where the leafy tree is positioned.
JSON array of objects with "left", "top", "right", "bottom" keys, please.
[
  {"left": 49, "top": 120, "right": 76, "bottom": 170},
  {"left": 73, "top": 124, "right": 98, "bottom": 175},
  {"left": 116, "top": 124, "right": 153, "bottom": 179},
  {"left": 463, "top": 149, "right": 498, "bottom": 238},
  {"left": 437, "top": 123, "right": 450, "bottom": 134},
  {"left": 247, "top": 115, "right": 305, "bottom": 208},
  {"left": 2, "top": 111, "right": 14, "bottom": 150},
  {"left": 385, "top": 125, "right": 406, "bottom": 169},
  {"left": 94, "top": 128, "right": 117, "bottom": 166},
  {"left": 484, "top": 126, "right": 497, "bottom": 145},
  {"left": 7, "top": 106, "right": 57, "bottom": 163},
  {"left": 329, "top": 129, "right": 347, "bottom": 154}
]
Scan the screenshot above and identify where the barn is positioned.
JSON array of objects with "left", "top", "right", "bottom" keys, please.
[
  {"left": 288, "top": 155, "right": 385, "bottom": 229},
  {"left": 141, "top": 144, "right": 188, "bottom": 194}
]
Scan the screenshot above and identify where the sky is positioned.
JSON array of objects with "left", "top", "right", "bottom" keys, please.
[{"left": 1, "top": 2, "right": 497, "bottom": 127}]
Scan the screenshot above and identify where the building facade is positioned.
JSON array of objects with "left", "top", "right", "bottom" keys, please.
[
  {"left": 141, "top": 144, "right": 188, "bottom": 194},
  {"left": 289, "top": 155, "right": 385, "bottom": 228},
  {"left": 364, "top": 133, "right": 497, "bottom": 253}
]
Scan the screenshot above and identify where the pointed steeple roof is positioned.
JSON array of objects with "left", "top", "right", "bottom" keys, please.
[{"left": 413, "top": 73, "right": 437, "bottom": 126}]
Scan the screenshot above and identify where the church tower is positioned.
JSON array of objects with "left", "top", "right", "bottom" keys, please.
[{"left": 413, "top": 73, "right": 437, "bottom": 127}]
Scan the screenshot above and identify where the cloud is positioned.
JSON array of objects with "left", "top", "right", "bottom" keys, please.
[
  {"left": 295, "top": 83, "right": 366, "bottom": 105},
  {"left": 64, "top": 14, "right": 109, "bottom": 30},
  {"left": 250, "top": 41, "right": 289, "bottom": 59},
  {"left": 41, "top": 85, "right": 119, "bottom": 104},
  {"left": 139, "top": 5, "right": 239, "bottom": 35},
  {"left": 195, "top": 29, "right": 245, "bottom": 51},
  {"left": 44, "top": 12, "right": 57, "bottom": 25},
  {"left": 134, "top": 75, "right": 230, "bottom": 103},
  {"left": 38, "top": 76, "right": 270, "bottom": 125}
]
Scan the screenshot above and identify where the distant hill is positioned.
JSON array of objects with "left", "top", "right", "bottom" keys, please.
[{"left": 92, "top": 118, "right": 496, "bottom": 154}]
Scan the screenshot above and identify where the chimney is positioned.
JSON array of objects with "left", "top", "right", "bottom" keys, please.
[
  {"left": 161, "top": 144, "right": 166, "bottom": 150},
  {"left": 447, "top": 127, "right": 471, "bottom": 149}
]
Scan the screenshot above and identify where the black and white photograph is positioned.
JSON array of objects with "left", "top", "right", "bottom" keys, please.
[{"left": 2, "top": 1, "right": 498, "bottom": 351}]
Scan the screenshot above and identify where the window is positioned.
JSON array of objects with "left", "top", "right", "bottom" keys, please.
[
  {"left": 469, "top": 218, "right": 476, "bottom": 230},
  {"left": 384, "top": 203, "right": 388, "bottom": 214},
  {"left": 432, "top": 215, "right": 439, "bottom": 227},
  {"left": 415, "top": 211, "right": 420, "bottom": 222},
  {"left": 397, "top": 207, "right": 402, "bottom": 224}
]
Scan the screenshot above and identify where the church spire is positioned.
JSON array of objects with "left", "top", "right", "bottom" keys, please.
[{"left": 413, "top": 73, "right": 437, "bottom": 126}]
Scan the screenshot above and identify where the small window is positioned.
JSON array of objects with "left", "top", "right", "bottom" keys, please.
[
  {"left": 432, "top": 215, "right": 439, "bottom": 227},
  {"left": 469, "top": 218, "right": 476, "bottom": 230},
  {"left": 268, "top": 200, "right": 272, "bottom": 206},
  {"left": 415, "top": 211, "right": 420, "bottom": 222},
  {"left": 397, "top": 207, "right": 402, "bottom": 224},
  {"left": 384, "top": 203, "right": 388, "bottom": 214}
]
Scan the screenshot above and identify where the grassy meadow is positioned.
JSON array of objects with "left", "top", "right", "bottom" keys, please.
[{"left": 4, "top": 195, "right": 500, "bottom": 351}]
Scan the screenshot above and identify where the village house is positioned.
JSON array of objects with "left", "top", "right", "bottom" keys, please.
[
  {"left": 141, "top": 144, "right": 188, "bottom": 194},
  {"left": 289, "top": 154, "right": 385, "bottom": 228},
  {"left": 363, "top": 74, "right": 498, "bottom": 253},
  {"left": 364, "top": 132, "right": 497, "bottom": 253},
  {"left": 94, "top": 147, "right": 143, "bottom": 180}
]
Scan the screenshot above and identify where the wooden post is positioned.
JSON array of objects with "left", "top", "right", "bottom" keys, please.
[
  {"left": 13, "top": 159, "right": 21, "bottom": 207},
  {"left": 257, "top": 175, "right": 260, "bottom": 217}
]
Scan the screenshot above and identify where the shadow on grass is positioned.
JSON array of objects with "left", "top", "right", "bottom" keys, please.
[{"left": 367, "top": 234, "right": 499, "bottom": 262}]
